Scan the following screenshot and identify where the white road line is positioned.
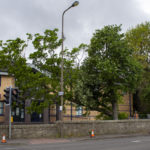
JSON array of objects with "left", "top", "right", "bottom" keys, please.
[{"left": 131, "top": 140, "right": 141, "bottom": 143}]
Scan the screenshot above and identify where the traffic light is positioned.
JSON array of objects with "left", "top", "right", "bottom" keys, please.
[
  {"left": 4, "top": 87, "right": 22, "bottom": 105},
  {"left": 4, "top": 88, "right": 11, "bottom": 104},
  {"left": 11, "top": 88, "right": 23, "bottom": 105},
  {"left": 11, "top": 88, "right": 19, "bottom": 102}
]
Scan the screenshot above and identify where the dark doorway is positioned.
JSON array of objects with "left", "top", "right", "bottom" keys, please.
[
  {"left": 31, "top": 112, "right": 43, "bottom": 122},
  {"left": 12, "top": 106, "right": 25, "bottom": 122}
]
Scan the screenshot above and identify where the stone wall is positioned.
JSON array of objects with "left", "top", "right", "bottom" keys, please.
[
  {"left": 0, "top": 120, "right": 150, "bottom": 139},
  {"left": 58, "top": 120, "right": 150, "bottom": 137}
]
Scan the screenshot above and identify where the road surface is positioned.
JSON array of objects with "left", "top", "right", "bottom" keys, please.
[{"left": 1, "top": 135, "right": 150, "bottom": 150}]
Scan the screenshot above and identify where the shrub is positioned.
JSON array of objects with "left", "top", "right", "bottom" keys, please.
[{"left": 118, "top": 112, "right": 128, "bottom": 120}]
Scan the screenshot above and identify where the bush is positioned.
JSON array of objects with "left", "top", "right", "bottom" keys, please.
[
  {"left": 139, "top": 114, "right": 147, "bottom": 119},
  {"left": 95, "top": 113, "right": 113, "bottom": 120},
  {"left": 118, "top": 112, "right": 128, "bottom": 120}
]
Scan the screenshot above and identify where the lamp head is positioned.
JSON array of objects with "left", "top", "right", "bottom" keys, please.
[{"left": 71, "top": 1, "right": 79, "bottom": 7}]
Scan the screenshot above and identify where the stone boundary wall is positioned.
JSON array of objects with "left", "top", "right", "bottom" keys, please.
[{"left": 0, "top": 120, "right": 150, "bottom": 139}]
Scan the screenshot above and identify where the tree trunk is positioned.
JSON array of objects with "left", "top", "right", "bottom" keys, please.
[{"left": 112, "top": 100, "right": 118, "bottom": 120}]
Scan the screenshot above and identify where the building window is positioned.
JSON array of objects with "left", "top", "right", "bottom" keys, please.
[
  {"left": 76, "top": 106, "right": 83, "bottom": 116},
  {"left": 12, "top": 103, "right": 25, "bottom": 122},
  {"left": 0, "top": 102, "right": 4, "bottom": 115}
]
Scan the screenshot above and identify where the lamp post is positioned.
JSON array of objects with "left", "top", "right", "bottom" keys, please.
[{"left": 59, "top": 1, "right": 79, "bottom": 121}]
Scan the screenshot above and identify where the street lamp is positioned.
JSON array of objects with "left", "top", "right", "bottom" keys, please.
[{"left": 59, "top": 1, "right": 79, "bottom": 121}]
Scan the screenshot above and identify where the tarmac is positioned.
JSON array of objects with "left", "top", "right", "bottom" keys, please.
[{"left": 1, "top": 133, "right": 149, "bottom": 146}]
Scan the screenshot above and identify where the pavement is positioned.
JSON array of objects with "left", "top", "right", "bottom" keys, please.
[{"left": 1, "top": 133, "right": 149, "bottom": 146}]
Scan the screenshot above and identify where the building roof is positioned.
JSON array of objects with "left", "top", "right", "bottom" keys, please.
[
  {"left": 0, "top": 64, "right": 51, "bottom": 78},
  {"left": 0, "top": 70, "right": 8, "bottom": 76},
  {"left": 27, "top": 63, "right": 51, "bottom": 78}
]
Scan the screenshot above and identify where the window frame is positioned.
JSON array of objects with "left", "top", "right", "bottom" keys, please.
[
  {"left": 76, "top": 106, "right": 83, "bottom": 116},
  {"left": 0, "top": 101, "right": 4, "bottom": 116}
]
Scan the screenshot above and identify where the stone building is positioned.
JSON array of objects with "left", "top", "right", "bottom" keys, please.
[{"left": 0, "top": 69, "right": 133, "bottom": 124}]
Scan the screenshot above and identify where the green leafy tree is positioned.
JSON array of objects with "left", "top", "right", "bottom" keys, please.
[
  {"left": 0, "top": 28, "right": 84, "bottom": 115},
  {"left": 29, "top": 29, "right": 84, "bottom": 113},
  {"left": 63, "top": 44, "right": 87, "bottom": 102},
  {"left": 74, "top": 25, "right": 142, "bottom": 120},
  {"left": 0, "top": 29, "right": 62, "bottom": 113},
  {"left": 27, "top": 29, "right": 63, "bottom": 112},
  {"left": 126, "top": 22, "right": 150, "bottom": 114}
]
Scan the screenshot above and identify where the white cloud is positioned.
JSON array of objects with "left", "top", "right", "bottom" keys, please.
[
  {"left": 136, "top": 0, "right": 150, "bottom": 14},
  {"left": 0, "top": 0, "right": 149, "bottom": 54}
]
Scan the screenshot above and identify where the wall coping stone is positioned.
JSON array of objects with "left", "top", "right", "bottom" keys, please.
[{"left": 56, "top": 119, "right": 150, "bottom": 124}]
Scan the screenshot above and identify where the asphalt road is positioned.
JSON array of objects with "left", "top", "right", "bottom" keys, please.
[{"left": 1, "top": 135, "right": 150, "bottom": 150}]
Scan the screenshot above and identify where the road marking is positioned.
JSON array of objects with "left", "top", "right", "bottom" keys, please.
[{"left": 131, "top": 140, "right": 141, "bottom": 143}]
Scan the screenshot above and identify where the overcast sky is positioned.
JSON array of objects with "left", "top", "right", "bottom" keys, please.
[{"left": 0, "top": 0, "right": 150, "bottom": 56}]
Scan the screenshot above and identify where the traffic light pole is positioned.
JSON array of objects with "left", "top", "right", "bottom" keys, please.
[
  {"left": 4, "top": 86, "right": 18, "bottom": 139},
  {"left": 8, "top": 86, "right": 12, "bottom": 139}
]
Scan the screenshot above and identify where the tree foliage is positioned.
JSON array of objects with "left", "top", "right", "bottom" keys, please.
[
  {"left": 0, "top": 29, "right": 62, "bottom": 113},
  {"left": 74, "top": 25, "right": 142, "bottom": 119},
  {"left": 0, "top": 24, "right": 144, "bottom": 119},
  {"left": 0, "top": 29, "right": 82, "bottom": 114},
  {"left": 126, "top": 22, "right": 150, "bottom": 114}
]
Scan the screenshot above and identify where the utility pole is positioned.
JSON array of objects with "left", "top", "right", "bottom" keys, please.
[
  {"left": 59, "top": 1, "right": 79, "bottom": 121},
  {"left": 8, "top": 87, "right": 12, "bottom": 139}
]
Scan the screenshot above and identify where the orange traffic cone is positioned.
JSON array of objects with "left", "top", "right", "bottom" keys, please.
[
  {"left": 91, "top": 130, "right": 95, "bottom": 138},
  {"left": 1, "top": 134, "right": 6, "bottom": 143}
]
